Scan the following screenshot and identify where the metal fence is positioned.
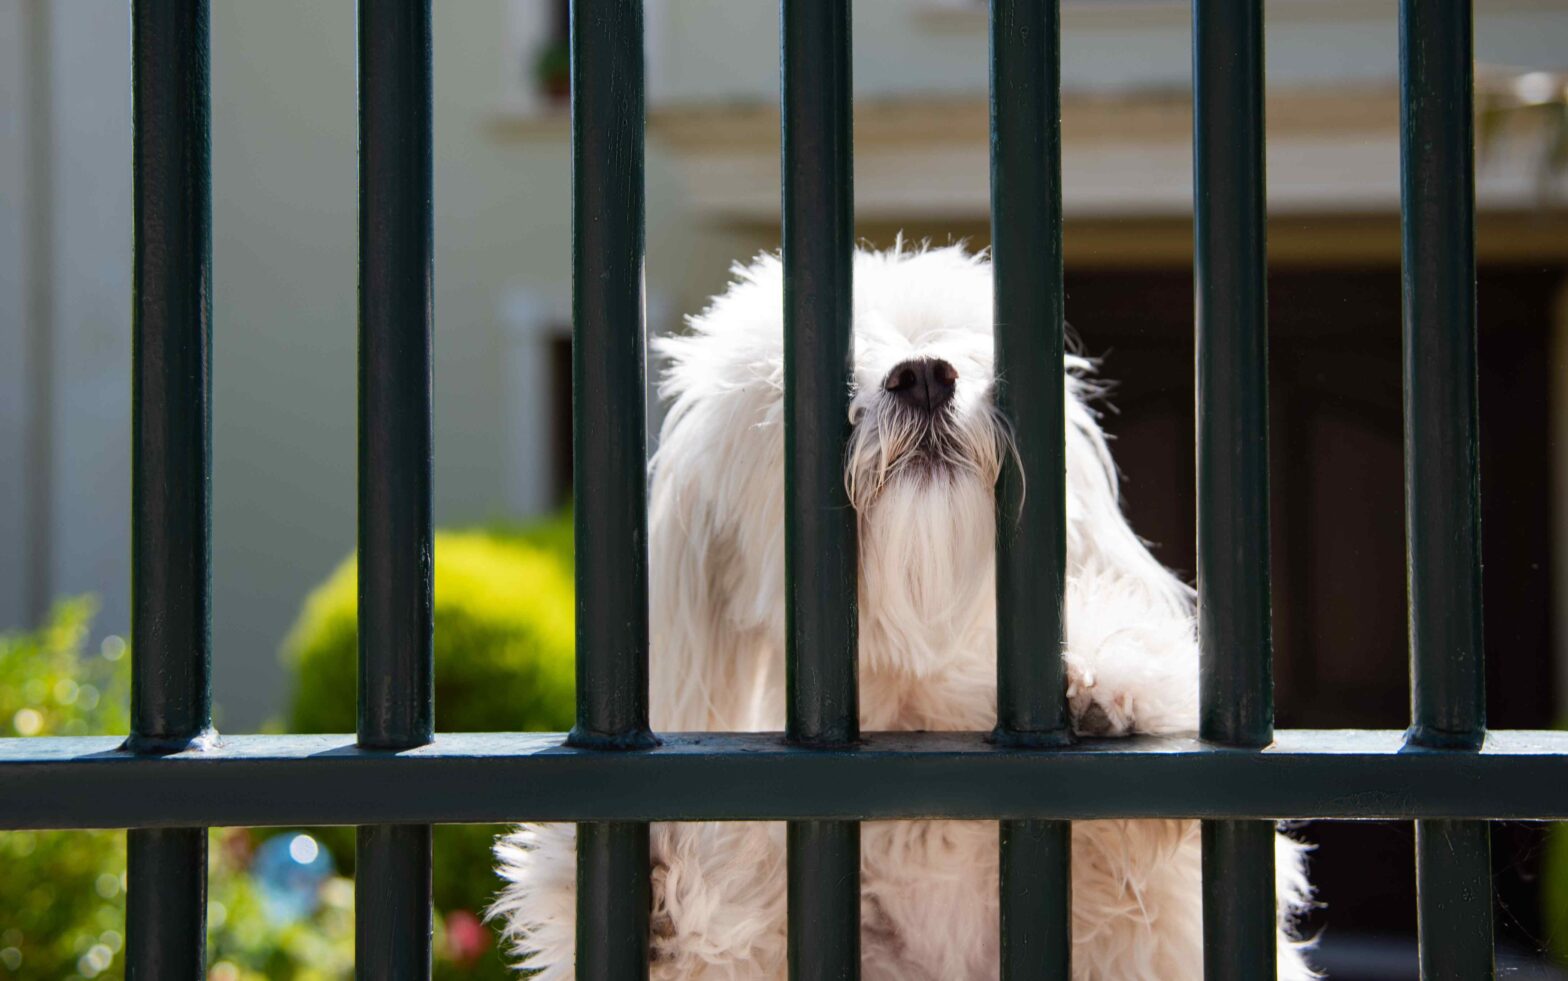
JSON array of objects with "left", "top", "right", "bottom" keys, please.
[{"left": 0, "top": 0, "right": 1545, "bottom": 979}]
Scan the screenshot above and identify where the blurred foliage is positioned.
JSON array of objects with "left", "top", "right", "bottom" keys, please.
[
  {"left": 1547, "top": 817, "right": 1568, "bottom": 965},
  {"left": 2, "top": 511, "right": 577, "bottom": 979},
  {"left": 1, "top": 599, "right": 131, "bottom": 980},
  {"left": 283, "top": 511, "right": 577, "bottom": 979},
  {"left": 285, "top": 517, "right": 575, "bottom": 736},
  {"left": 0, "top": 603, "right": 358, "bottom": 980}
]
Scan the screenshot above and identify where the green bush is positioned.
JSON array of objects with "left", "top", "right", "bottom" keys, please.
[
  {"left": 0, "top": 512, "right": 576, "bottom": 980},
  {"left": 0, "top": 602, "right": 357, "bottom": 981},
  {"left": 0, "top": 599, "right": 131, "bottom": 980},
  {"left": 285, "top": 518, "right": 575, "bottom": 736},
  {"left": 1546, "top": 811, "right": 1568, "bottom": 964},
  {"left": 282, "top": 513, "right": 576, "bottom": 979}
]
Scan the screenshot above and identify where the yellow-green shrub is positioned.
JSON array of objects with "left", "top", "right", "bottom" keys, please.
[
  {"left": 285, "top": 522, "right": 575, "bottom": 735},
  {"left": 281, "top": 514, "right": 575, "bottom": 978},
  {"left": 0, "top": 603, "right": 357, "bottom": 981}
]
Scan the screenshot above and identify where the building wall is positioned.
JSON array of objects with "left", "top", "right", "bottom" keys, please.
[
  {"left": 0, "top": 0, "right": 34, "bottom": 632},
  {"left": 654, "top": 0, "right": 1568, "bottom": 102}
]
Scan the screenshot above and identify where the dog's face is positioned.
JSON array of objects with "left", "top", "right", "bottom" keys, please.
[
  {"left": 656, "top": 246, "right": 1019, "bottom": 678},
  {"left": 840, "top": 248, "right": 1007, "bottom": 673},
  {"left": 844, "top": 276, "right": 1006, "bottom": 515},
  {"left": 655, "top": 244, "right": 1163, "bottom": 689}
]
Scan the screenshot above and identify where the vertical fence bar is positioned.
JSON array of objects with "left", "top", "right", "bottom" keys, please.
[
  {"left": 1400, "top": 1, "right": 1493, "bottom": 977},
  {"left": 569, "top": 1, "right": 655, "bottom": 978},
  {"left": 782, "top": 1, "right": 860, "bottom": 979},
  {"left": 126, "top": 2, "right": 212, "bottom": 977},
  {"left": 990, "top": 0, "right": 1072, "bottom": 977},
  {"left": 356, "top": 2, "right": 434, "bottom": 978},
  {"left": 1192, "top": 0, "right": 1277, "bottom": 978}
]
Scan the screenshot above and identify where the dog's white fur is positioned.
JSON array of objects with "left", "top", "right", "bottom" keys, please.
[{"left": 494, "top": 244, "right": 1316, "bottom": 980}]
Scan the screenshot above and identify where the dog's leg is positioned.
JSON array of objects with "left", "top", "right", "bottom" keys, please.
[
  {"left": 1062, "top": 572, "right": 1201, "bottom": 737},
  {"left": 1069, "top": 821, "right": 1318, "bottom": 981},
  {"left": 493, "top": 821, "right": 788, "bottom": 980},
  {"left": 491, "top": 823, "right": 579, "bottom": 981},
  {"left": 649, "top": 821, "right": 788, "bottom": 979}
]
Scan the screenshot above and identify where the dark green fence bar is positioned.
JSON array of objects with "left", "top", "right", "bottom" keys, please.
[
  {"left": 569, "top": 0, "right": 655, "bottom": 977},
  {"left": 126, "top": 828, "right": 207, "bottom": 980},
  {"left": 999, "top": 819, "right": 1071, "bottom": 979},
  {"left": 787, "top": 820, "right": 859, "bottom": 981},
  {"left": 129, "top": 0, "right": 215, "bottom": 761},
  {"left": 1193, "top": 0, "right": 1277, "bottom": 978},
  {"left": 15, "top": 729, "right": 1568, "bottom": 829},
  {"left": 1415, "top": 819, "right": 1492, "bottom": 980},
  {"left": 990, "top": 0, "right": 1072, "bottom": 976},
  {"left": 782, "top": 0, "right": 860, "bottom": 978},
  {"left": 1399, "top": 0, "right": 1484, "bottom": 752},
  {"left": 1399, "top": 0, "right": 1494, "bottom": 977},
  {"left": 356, "top": 825, "right": 433, "bottom": 977},
  {"left": 356, "top": 2, "right": 435, "bottom": 978},
  {"left": 126, "top": 1, "right": 213, "bottom": 977}
]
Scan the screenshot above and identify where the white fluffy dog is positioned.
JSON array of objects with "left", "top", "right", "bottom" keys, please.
[{"left": 494, "top": 244, "right": 1315, "bottom": 980}]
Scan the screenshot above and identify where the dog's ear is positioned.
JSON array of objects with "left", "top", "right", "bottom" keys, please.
[
  {"left": 647, "top": 376, "right": 787, "bottom": 733},
  {"left": 1063, "top": 373, "right": 1195, "bottom": 616}
]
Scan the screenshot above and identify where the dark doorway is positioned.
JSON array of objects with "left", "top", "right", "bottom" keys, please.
[{"left": 1068, "top": 263, "right": 1565, "bottom": 976}]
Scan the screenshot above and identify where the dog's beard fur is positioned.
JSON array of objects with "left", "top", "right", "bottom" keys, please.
[
  {"left": 848, "top": 396, "right": 1006, "bottom": 678},
  {"left": 493, "top": 243, "right": 1316, "bottom": 981}
]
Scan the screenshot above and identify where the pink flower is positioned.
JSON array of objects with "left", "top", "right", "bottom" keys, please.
[{"left": 443, "top": 909, "right": 490, "bottom": 965}]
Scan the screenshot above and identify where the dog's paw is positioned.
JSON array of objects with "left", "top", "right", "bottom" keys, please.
[{"left": 1064, "top": 652, "right": 1136, "bottom": 737}]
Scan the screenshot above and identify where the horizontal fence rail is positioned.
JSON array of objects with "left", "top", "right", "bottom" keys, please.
[{"left": 7, "top": 730, "right": 1568, "bottom": 828}]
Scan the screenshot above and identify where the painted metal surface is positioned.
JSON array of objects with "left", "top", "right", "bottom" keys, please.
[
  {"left": 782, "top": 1, "right": 861, "bottom": 977},
  {"left": 1416, "top": 819, "right": 1494, "bottom": 980},
  {"left": 999, "top": 819, "right": 1072, "bottom": 980},
  {"left": 990, "top": 0, "right": 1073, "bottom": 975},
  {"left": 569, "top": 1, "right": 655, "bottom": 976},
  {"left": 569, "top": 0, "right": 653, "bottom": 755},
  {"left": 782, "top": 0, "right": 858, "bottom": 751},
  {"left": 575, "top": 822, "right": 653, "bottom": 981},
  {"left": 788, "top": 821, "right": 862, "bottom": 981},
  {"left": 1400, "top": 0, "right": 1493, "bottom": 977},
  {"left": 357, "top": 0, "right": 435, "bottom": 755},
  {"left": 1194, "top": 0, "right": 1273, "bottom": 755},
  {"left": 127, "top": 2, "right": 212, "bottom": 976},
  {"left": 126, "top": 827, "right": 207, "bottom": 981},
  {"left": 356, "top": 824, "right": 434, "bottom": 981},
  {"left": 1400, "top": 0, "right": 1484, "bottom": 756},
  {"left": 9, "top": 730, "right": 1568, "bottom": 828},
  {"left": 356, "top": 2, "right": 436, "bottom": 977},
  {"left": 1192, "top": 0, "right": 1278, "bottom": 976},
  {"left": 990, "top": 0, "right": 1070, "bottom": 751}
]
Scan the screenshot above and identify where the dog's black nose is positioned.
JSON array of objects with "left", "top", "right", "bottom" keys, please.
[{"left": 884, "top": 358, "right": 958, "bottom": 413}]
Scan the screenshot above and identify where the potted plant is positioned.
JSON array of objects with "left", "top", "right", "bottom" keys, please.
[{"left": 532, "top": 39, "right": 570, "bottom": 104}]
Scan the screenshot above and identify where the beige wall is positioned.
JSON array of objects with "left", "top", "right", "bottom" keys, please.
[{"left": 204, "top": 0, "right": 704, "bottom": 728}]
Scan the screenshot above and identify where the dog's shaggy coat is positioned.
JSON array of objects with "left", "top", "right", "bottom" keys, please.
[{"left": 494, "top": 245, "right": 1315, "bottom": 980}]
